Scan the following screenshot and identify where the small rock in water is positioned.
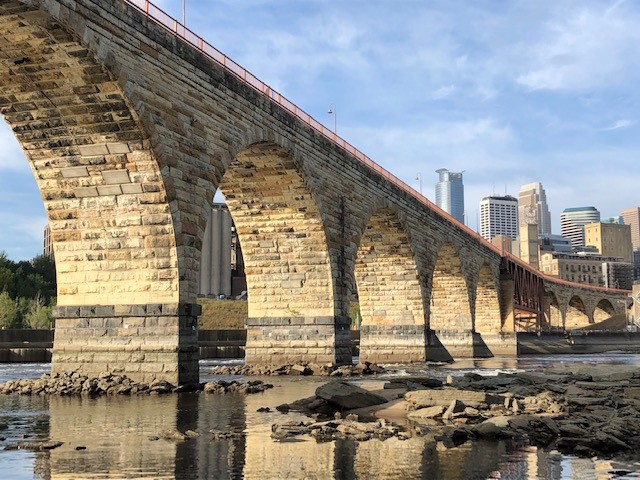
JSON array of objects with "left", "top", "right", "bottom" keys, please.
[{"left": 75, "top": 445, "right": 87, "bottom": 450}]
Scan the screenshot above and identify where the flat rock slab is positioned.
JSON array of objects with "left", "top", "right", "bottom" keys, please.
[
  {"left": 575, "top": 381, "right": 628, "bottom": 390},
  {"left": 316, "top": 381, "right": 388, "bottom": 410},
  {"left": 408, "top": 405, "right": 446, "bottom": 420},
  {"left": 405, "top": 388, "right": 505, "bottom": 408},
  {"left": 348, "top": 398, "right": 408, "bottom": 420}
]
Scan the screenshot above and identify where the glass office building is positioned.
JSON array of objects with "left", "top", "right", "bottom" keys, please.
[{"left": 435, "top": 168, "right": 465, "bottom": 224}]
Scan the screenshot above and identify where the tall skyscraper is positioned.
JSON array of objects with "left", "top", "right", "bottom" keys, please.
[
  {"left": 479, "top": 195, "right": 518, "bottom": 242},
  {"left": 560, "top": 206, "right": 600, "bottom": 250},
  {"left": 620, "top": 207, "right": 640, "bottom": 280},
  {"left": 435, "top": 168, "right": 465, "bottom": 224},
  {"left": 621, "top": 207, "right": 640, "bottom": 250},
  {"left": 518, "top": 182, "right": 552, "bottom": 235}
]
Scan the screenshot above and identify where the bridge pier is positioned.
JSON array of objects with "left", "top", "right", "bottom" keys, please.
[
  {"left": 244, "top": 316, "right": 352, "bottom": 365},
  {"left": 359, "top": 325, "right": 429, "bottom": 363},
  {"left": 360, "top": 325, "right": 453, "bottom": 363},
  {"left": 52, "top": 303, "right": 200, "bottom": 385}
]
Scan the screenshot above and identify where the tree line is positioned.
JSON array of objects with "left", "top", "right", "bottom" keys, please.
[{"left": 0, "top": 251, "right": 56, "bottom": 329}]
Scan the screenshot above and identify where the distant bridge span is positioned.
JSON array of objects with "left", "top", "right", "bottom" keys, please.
[{"left": 0, "top": 0, "right": 630, "bottom": 383}]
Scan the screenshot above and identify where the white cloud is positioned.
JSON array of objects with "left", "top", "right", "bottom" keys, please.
[
  {"left": 516, "top": 4, "right": 640, "bottom": 91},
  {"left": 432, "top": 85, "right": 456, "bottom": 100},
  {"left": 604, "top": 119, "right": 635, "bottom": 130}
]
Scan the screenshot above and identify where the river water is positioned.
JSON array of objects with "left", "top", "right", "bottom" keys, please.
[{"left": 0, "top": 355, "right": 639, "bottom": 479}]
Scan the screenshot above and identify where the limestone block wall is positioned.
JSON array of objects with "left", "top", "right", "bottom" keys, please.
[
  {"left": 0, "top": 0, "right": 179, "bottom": 307},
  {"left": 52, "top": 303, "right": 199, "bottom": 384}
]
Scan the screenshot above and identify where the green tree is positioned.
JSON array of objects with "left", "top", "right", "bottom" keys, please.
[
  {"left": 0, "top": 291, "right": 21, "bottom": 329},
  {"left": 0, "top": 267, "right": 13, "bottom": 293},
  {"left": 24, "top": 295, "right": 53, "bottom": 329}
]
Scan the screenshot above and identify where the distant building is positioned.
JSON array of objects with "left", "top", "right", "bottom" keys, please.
[
  {"left": 519, "top": 223, "right": 540, "bottom": 268},
  {"left": 584, "top": 222, "right": 633, "bottom": 263},
  {"left": 539, "top": 251, "right": 609, "bottom": 286},
  {"left": 539, "top": 234, "right": 572, "bottom": 253},
  {"left": 43, "top": 224, "right": 54, "bottom": 259},
  {"left": 634, "top": 251, "right": 640, "bottom": 283},
  {"left": 560, "top": 206, "right": 600, "bottom": 251},
  {"left": 198, "top": 203, "right": 246, "bottom": 298},
  {"left": 518, "top": 182, "right": 551, "bottom": 235},
  {"left": 602, "top": 262, "right": 634, "bottom": 290},
  {"left": 621, "top": 207, "right": 640, "bottom": 281},
  {"left": 621, "top": 207, "right": 640, "bottom": 250},
  {"left": 479, "top": 195, "right": 518, "bottom": 242},
  {"left": 519, "top": 223, "right": 540, "bottom": 269},
  {"left": 491, "top": 234, "right": 513, "bottom": 254},
  {"left": 435, "top": 168, "right": 465, "bottom": 224}
]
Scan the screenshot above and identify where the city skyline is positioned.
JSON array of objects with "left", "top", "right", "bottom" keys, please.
[{"left": 2, "top": 0, "right": 640, "bottom": 260}]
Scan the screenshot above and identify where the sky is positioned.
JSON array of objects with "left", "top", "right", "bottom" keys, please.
[{"left": 1, "top": 0, "right": 640, "bottom": 260}]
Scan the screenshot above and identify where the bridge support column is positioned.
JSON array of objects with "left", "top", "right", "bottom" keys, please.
[
  {"left": 52, "top": 303, "right": 200, "bottom": 385},
  {"left": 358, "top": 326, "right": 461, "bottom": 363},
  {"left": 245, "top": 316, "right": 352, "bottom": 365},
  {"left": 474, "top": 332, "right": 517, "bottom": 355},
  {"left": 359, "top": 325, "right": 427, "bottom": 363},
  {"left": 431, "top": 329, "right": 489, "bottom": 358}
]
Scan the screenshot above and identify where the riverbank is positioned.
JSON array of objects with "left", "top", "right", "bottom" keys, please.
[{"left": 270, "top": 365, "right": 640, "bottom": 461}]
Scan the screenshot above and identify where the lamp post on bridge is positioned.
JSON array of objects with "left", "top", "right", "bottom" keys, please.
[
  {"left": 182, "top": 0, "right": 186, "bottom": 25},
  {"left": 327, "top": 104, "right": 336, "bottom": 134},
  {"left": 415, "top": 172, "right": 422, "bottom": 195}
]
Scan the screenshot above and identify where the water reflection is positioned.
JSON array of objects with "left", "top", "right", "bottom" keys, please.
[{"left": 1, "top": 355, "right": 640, "bottom": 479}]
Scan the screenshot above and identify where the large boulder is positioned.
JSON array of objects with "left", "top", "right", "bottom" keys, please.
[{"left": 315, "top": 382, "right": 388, "bottom": 410}]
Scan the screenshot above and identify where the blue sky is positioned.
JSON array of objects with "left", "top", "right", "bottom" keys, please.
[{"left": 1, "top": 0, "right": 640, "bottom": 260}]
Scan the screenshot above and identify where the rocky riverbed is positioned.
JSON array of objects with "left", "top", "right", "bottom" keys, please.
[
  {"left": 0, "top": 371, "right": 273, "bottom": 396},
  {"left": 211, "top": 361, "right": 386, "bottom": 377},
  {"left": 270, "top": 366, "right": 640, "bottom": 460}
]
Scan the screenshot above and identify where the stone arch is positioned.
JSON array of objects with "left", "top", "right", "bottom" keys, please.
[
  {"left": 593, "top": 298, "right": 616, "bottom": 324},
  {"left": 565, "top": 295, "right": 590, "bottom": 329},
  {"left": 219, "top": 142, "right": 333, "bottom": 319},
  {"left": 0, "top": 2, "right": 201, "bottom": 383},
  {"left": 0, "top": 1, "right": 179, "bottom": 307},
  {"left": 430, "top": 243, "right": 472, "bottom": 331},
  {"left": 218, "top": 142, "right": 349, "bottom": 364},
  {"left": 474, "top": 263, "right": 501, "bottom": 334},
  {"left": 544, "top": 291, "right": 563, "bottom": 329},
  {"left": 354, "top": 207, "right": 426, "bottom": 363},
  {"left": 355, "top": 208, "right": 424, "bottom": 327}
]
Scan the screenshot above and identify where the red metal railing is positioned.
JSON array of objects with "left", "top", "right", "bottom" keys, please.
[{"left": 123, "top": 0, "right": 630, "bottom": 297}]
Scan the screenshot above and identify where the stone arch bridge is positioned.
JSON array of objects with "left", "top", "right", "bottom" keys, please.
[{"left": 0, "top": 0, "right": 630, "bottom": 384}]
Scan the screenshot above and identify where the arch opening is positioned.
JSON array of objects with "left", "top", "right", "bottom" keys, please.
[
  {"left": 218, "top": 142, "right": 348, "bottom": 365},
  {"left": 430, "top": 243, "right": 472, "bottom": 332},
  {"left": 354, "top": 208, "right": 426, "bottom": 362},
  {"left": 593, "top": 298, "right": 616, "bottom": 325},
  {"left": 218, "top": 142, "right": 334, "bottom": 319},
  {"left": 566, "top": 295, "right": 589, "bottom": 329},
  {"left": 355, "top": 208, "right": 424, "bottom": 327},
  {"left": 544, "top": 291, "right": 562, "bottom": 330}
]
